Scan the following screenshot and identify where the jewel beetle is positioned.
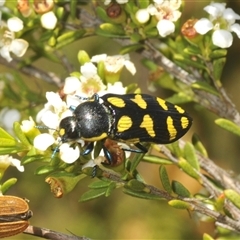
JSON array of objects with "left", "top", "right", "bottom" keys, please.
[
  {"left": 0, "top": 195, "right": 32, "bottom": 238},
  {"left": 58, "top": 93, "right": 192, "bottom": 164}
]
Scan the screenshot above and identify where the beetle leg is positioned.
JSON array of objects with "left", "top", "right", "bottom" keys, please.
[
  {"left": 69, "top": 105, "right": 76, "bottom": 111},
  {"left": 102, "top": 143, "right": 113, "bottom": 165},
  {"left": 82, "top": 142, "right": 94, "bottom": 155},
  {"left": 121, "top": 143, "right": 148, "bottom": 153}
]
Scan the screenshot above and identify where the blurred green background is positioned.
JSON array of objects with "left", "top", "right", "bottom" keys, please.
[{"left": 2, "top": 1, "right": 240, "bottom": 239}]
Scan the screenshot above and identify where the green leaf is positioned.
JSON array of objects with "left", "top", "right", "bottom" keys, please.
[
  {"left": 178, "top": 158, "right": 200, "bottom": 181},
  {"left": 172, "top": 180, "right": 191, "bottom": 197},
  {"left": 213, "top": 57, "right": 226, "bottom": 80},
  {"left": 183, "top": 142, "right": 200, "bottom": 171},
  {"left": 159, "top": 166, "right": 172, "bottom": 194},
  {"left": 35, "top": 165, "right": 56, "bottom": 175},
  {"left": 224, "top": 189, "right": 240, "bottom": 209},
  {"left": 142, "top": 155, "right": 172, "bottom": 165},
  {"left": 170, "top": 141, "right": 183, "bottom": 158},
  {"left": 191, "top": 81, "right": 219, "bottom": 96},
  {"left": 96, "top": 23, "right": 126, "bottom": 37},
  {"left": 215, "top": 118, "right": 240, "bottom": 137},
  {"left": 13, "top": 122, "right": 31, "bottom": 146},
  {"left": 79, "top": 188, "right": 107, "bottom": 202},
  {"left": 88, "top": 180, "right": 111, "bottom": 189},
  {"left": 168, "top": 200, "right": 192, "bottom": 210},
  {"left": 105, "top": 182, "right": 117, "bottom": 197},
  {"left": 203, "top": 233, "right": 215, "bottom": 240},
  {"left": 120, "top": 43, "right": 143, "bottom": 55},
  {"left": 0, "top": 138, "right": 17, "bottom": 147},
  {"left": 56, "top": 30, "right": 86, "bottom": 49},
  {"left": 0, "top": 127, "right": 15, "bottom": 140},
  {"left": 1, "top": 178, "right": 17, "bottom": 194},
  {"left": 166, "top": 92, "right": 193, "bottom": 105},
  {"left": 192, "top": 134, "right": 208, "bottom": 157},
  {"left": 21, "top": 155, "right": 47, "bottom": 165},
  {"left": 123, "top": 188, "right": 163, "bottom": 200},
  {"left": 130, "top": 143, "right": 150, "bottom": 173},
  {"left": 209, "top": 49, "right": 227, "bottom": 59},
  {"left": 126, "top": 179, "right": 146, "bottom": 192}
]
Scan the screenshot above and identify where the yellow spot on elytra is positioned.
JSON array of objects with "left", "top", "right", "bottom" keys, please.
[
  {"left": 157, "top": 97, "right": 168, "bottom": 110},
  {"left": 167, "top": 116, "right": 177, "bottom": 140},
  {"left": 175, "top": 105, "right": 185, "bottom": 114},
  {"left": 131, "top": 95, "right": 147, "bottom": 109},
  {"left": 181, "top": 117, "right": 189, "bottom": 129},
  {"left": 107, "top": 97, "right": 125, "bottom": 108},
  {"left": 140, "top": 114, "right": 155, "bottom": 137},
  {"left": 82, "top": 133, "right": 108, "bottom": 141},
  {"left": 117, "top": 116, "right": 132, "bottom": 132}
]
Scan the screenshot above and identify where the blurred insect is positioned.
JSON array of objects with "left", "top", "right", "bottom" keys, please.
[{"left": 0, "top": 195, "right": 32, "bottom": 238}]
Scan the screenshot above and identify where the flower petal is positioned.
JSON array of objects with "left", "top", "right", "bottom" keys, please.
[
  {"left": 157, "top": 19, "right": 175, "bottom": 37},
  {"left": 34, "top": 133, "right": 55, "bottom": 151},
  {"left": 11, "top": 158, "right": 24, "bottom": 172},
  {"left": 41, "top": 11, "right": 57, "bottom": 30},
  {"left": 230, "top": 23, "right": 240, "bottom": 38},
  {"left": 194, "top": 18, "right": 213, "bottom": 35},
  {"left": 212, "top": 29, "right": 233, "bottom": 48},
  {"left": 59, "top": 143, "right": 80, "bottom": 163},
  {"left": 7, "top": 17, "right": 23, "bottom": 32},
  {"left": 64, "top": 76, "right": 81, "bottom": 94},
  {"left": 10, "top": 39, "right": 29, "bottom": 57}
]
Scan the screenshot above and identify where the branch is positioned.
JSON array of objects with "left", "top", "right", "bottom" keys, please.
[{"left": 23, "top": 225, "right": 91, "bottom": 240}]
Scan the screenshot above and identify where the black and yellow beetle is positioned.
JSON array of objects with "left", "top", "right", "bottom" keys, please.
[{"left": 58, "top": 93, "right": 192, "bottom": 164}]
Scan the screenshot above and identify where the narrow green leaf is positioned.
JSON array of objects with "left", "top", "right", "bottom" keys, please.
[
  {"left": 191, "top": 81, "right": 219, "bottom": 96},
  {"left": 13, "top": 122, "right": 31, "bottom": 146},
  {"left": 159, "top": 166, "right": 172, "bottom": 194},
  {"left": 168, "top": 200, "right": 192, "bottom": 210},
  {"left": 183, "top": 142, "right": 200, "bottom": 171},
  {"left": 126, "top": 179, "right": 146, "bottom": 192},
  {"left": 79, "top": 188, "right": 107, "bottom": 202},
  {"left": 203, "top": 233, "right": 215, "bottom": 240},
  {"left": 213, "top": 57, "right": 226, "bottom": 80},
  {"left": 192, "top": 134, "right": 208, "bottom": 157},
  {"left": 105, "top": 182, "right": 117, "bottom": 197},
  {"left": 0, "top": 138, "right": 17, "bottom": 147},
  {"left": 172, "top": 180, "right": 191, "bottom": 197},
  {"left": 224, "top": 189, "right": 240, "bottom": 209},
  {"left": 170, "top": 141, "right": 183, "bottom": 158},
  {"left": 178, "top": 158, "right": 200, "bottom": 181},
  {"left": 166, "top": 92, "right": 193, "bottom": 105},
  {"left": 123, "top": 188, "right": 163, "bottom": 200},
  {"left": 0, "top": 127, "right": 15, "bottom": 140},
  {"left": 215, "top": 118, "right": 240, "bottom": 137},
  {"left": 120, "top": 43, "right": 143, "bottom": 55},
  {"left": 56, "top": 30, "right": 86, "bottom": 49},
  {"left": 142, "top": 155, "right": 172, "bottom": 165},
  {"left": 209, "top": 49, "right": 227, "bottom": 59},
  {"left": 88, "top": 180, "right": 111, "bottom": 189},
  {"left": 35, "top": 165, "right": 56, "bottom": 175},
  {"left": 1, "top": 178, "right": 17, "bottom": 194},
  {"left": 96, "top": 23, "right": 126, "bottom": 37}
]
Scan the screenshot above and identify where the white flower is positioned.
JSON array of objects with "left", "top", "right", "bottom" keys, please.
[
  {"left": 59, "top": 143, "right": 80, "bottom": 164},
  {"left": 41, "top": 11, "right": 57, "bottom": 30},
  {"left": 104, "top": 0, "right": 128, "bottom": 5},
  {"left": 21, "top": 117, "right": 35, "bottom": 133},
  {"left": 0, "top": 17, "right": 29, "bottom": 62},
  {"left": 0, "top": 108, "right": 21, "bottom": 132},
  {"left": 63, "top": 62, "right": 106, "bottom": 98},
  {"left": 34, "top": 133, "right": 55, "bottom": 151},
  {"left": 194, "top": 2, "right": 240, "bottom": 48},
  {"left": 135, "top": 9, "right": 150, "bottom": 24},
  {"left": 36, "top": 91, "right": 68, "bottom": 129},
  {"left": 0, "top": 155, "right": 24, "bottom": 172},
  {"left": 147, "top": 0, "right": 182, "bottom": 37},
  {"left": 91, "top": 54, "right": 136, "bottom": 75}
]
